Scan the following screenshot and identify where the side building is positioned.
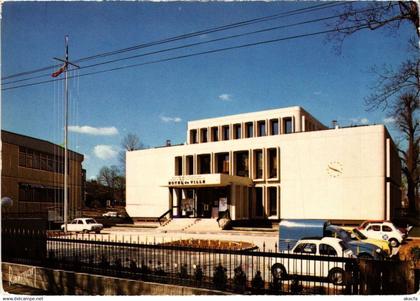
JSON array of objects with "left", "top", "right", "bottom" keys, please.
[
  {"left": 126, "top": 106, "right": 401, "bottom": 223},
  {"left": 1, "top": 130, "right": 84, "bottom": 221}
]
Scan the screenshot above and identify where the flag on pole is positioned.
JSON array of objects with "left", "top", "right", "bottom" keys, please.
[{"left": 51, "top": 64, "right": 67, "bottom": 77}]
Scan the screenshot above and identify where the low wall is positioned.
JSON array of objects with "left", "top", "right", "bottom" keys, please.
[{"left": 2, "top": 262, "right": 227, "bottom": 295}]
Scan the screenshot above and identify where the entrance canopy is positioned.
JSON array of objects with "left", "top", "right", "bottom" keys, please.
[{"left": 164, "top": 173, "right": 253, "bottom": 188}]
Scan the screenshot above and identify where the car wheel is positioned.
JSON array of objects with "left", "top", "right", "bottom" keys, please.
[
  {"left": 271, "top": 263, "right": 287, "bottom": 280},
  {"left": 328, "top": 268, "right": 345, "bottom": 285},
  {"left": 82, "top": 229, "right": 89, "bottom": 234},
  {"left": 389, "top": 238, "right": 399, "bottom": 248},
  {"left": 95, "top": 230, "right": 101, "bottom": 234}
]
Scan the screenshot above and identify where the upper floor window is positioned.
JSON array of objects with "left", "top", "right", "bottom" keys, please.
[
  {"left": 198, "top": 154, "right": 211, "bottom": 174},
  {"left": 245, "top": 122, "right": 253, "bottom": 138},
  {"left": 283, "top": 117, "right": 293, "bottom": 134},
  {"left": 268, "top": 148, "right": 278, "bottom": 178},
  {"left": 216, "top": 152, "right": 229, "bottom": 174},
  {"left": 257, "top": 121, "right": 266, "bottom": 137},
  {"left": 175, "top": 156, "right": 183, "bottom": 176},
  {"left": 254, "top": 149, "right": 263, "bottom": 179},
  {"left": 211, "top": 127, "right": 219, "bottom": 142},
  {"left": 190, "top": 129, "right": 198, "bottom": 144},
  {"left": 200, "top": 128, "right": 208, "bottom": 143},
  {"left": 19, "top": 146, "right": 67, "bottom": 174},
  {"left": 222, "top": 125, "right": 230, "bottom": 140},
  {"left": 186, "top": 155, "right": 194, "bottom": 175},
  {"left": 270, "top": 119, "right": 279, "bottom": 135},
  {"left": 233, "top": 124, "right": 241, "bottom": 139},
  {"left": 235, "top": 151, "right": 249, "bottom": 177}
]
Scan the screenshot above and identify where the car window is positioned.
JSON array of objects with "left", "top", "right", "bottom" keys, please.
[
  {"left": 319, "top": 244, "right": 338, "bottom": 256},
  {"left": 382, "top": 225, "right": 392, "bottom": 232},
  {"left": 77, "top": 220, "right": 84, "bottom": 224},
  {"left": 294, "top": 243, "right": 316, "bottom": 254},
  {"left": 86, "top": 219, "right": 96, "bottom": 224},
  {"left": 367, "top": 225, "right": 380, "bottom": 231},
  {"left": 71, "top": 220, "right": 77, "bottom": 224}
]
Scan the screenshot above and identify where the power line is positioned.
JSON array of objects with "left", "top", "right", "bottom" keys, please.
[
  {"left": 2, "top": 24, "right": 369, "bottom": 92},
  {"left": 2, "top": 1, "right": 347, "bottom": 81},
  {"left": 4, "top": 3, "right": 388, "bottom": 87}
]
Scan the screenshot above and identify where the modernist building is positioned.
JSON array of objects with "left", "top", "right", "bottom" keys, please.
[
  {"left": 1, "top": 130, "right": 84, "bottom": 221},
  {"left": 126, "top": 106, "right": 401, "bottom": 222}
]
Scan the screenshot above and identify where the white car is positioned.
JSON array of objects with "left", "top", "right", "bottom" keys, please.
[
  {"left": 61, "top": 218, "right": 103, "bottom": 233},
  {"left": 102, "top": 211, "right": 118, "bottom": 217},
  {"left": 271, "top": 237, "right": 354, "bottom": 285},
  {"left": 357, "top": 221, "right": 405, "bottom": 248}
]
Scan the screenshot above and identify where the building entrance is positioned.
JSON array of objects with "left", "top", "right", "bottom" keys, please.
[{"left": 195, "top": 187, "right": 229, "bottom": 218}]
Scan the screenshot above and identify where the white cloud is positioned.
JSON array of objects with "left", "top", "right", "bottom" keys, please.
[
  {"left": 218, "top": 93, "right": 233, "bottom": 101},
  {"left": 93, "top": 145, "right": 118, "bottom": 160},
  {"left": 68, "top": 125, "right": 118, "bottom": 136},
  {"left": 160, "top": 115, "right": 182, "bottom": 123},
  {"left": 350, "top": 118, "right": 369, "bottom": 125},
  {"left": 383, "top": 117, "right": 396, "bottom": 124}
]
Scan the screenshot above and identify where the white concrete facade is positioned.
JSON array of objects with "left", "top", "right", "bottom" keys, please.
[{"left": 126, "top": 106, "right": 401, "bottom": 221}]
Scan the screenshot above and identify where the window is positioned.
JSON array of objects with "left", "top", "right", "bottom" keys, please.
[
  {"left": 255, "top": 187, "right": 263, "bottom": 217},
  {"left": 235, "top": 151, "right": 249, "bottom": 177},
  {"left": 216, "top": 153, "right": 229, "bottom": 174},
  {"left": 190, "top": 129, "right": 198, "bottom": 144},
  {"left": 382, "top": 225, "right": 393, "bottom": 232},
  {"left": 283, "top": 117, "right": 293, "bottom": 134},
  {"left": 367, "top": 225, "right": 381, "bottom": 231},
  {"left": 319, "top": 244, "right": 338, "bottom": 256},
  {"left": 200, "top": 128, "right": 208, "bottom": 143},
  {"left": 186, "top": 156, "right": 194, "bottom": 175},
  {"left": 77, "top": 220, "right": 84, "bottom": 224},
  {"left": 175, "top": 156, "right": 183, "bottom": 176},
  {"left": 268, "top": 148, "right": 278, "bottom": 178},
  {"left": 270, "top": 119, "right": 279, "bottom": 135},
  {"left": 33, "top": 152, "right": 40, "bottom": 169},
  {"left": 222, "top": 125, "right": 230, "bottom": 140},
  {"left": 26, "top": 150, "right": 33, "bottom": 168},
  {"left": 257, "top": 121, "right": 266, "bottom": 136},
  {"left": 294, "top": 243, "right": 316, "bottom": 254},
  {"left": 268, "top": 187, "right": 277, "bottom": 216},
  {"left": 233, "top": 124, "right": 241, "bottom": 139},
  {"left": 18, "top": 183, "right": 64, "bottom": 203},
  {"left": 198, "top": 154, "right": 211, "bottom": 174},
  {"left": 254, "top": 150, "right": 263, "bottom": 179},
  {"left": 245, "top": 122, "right": 253, "bottom": 138},
  {"left": 19, "top": 147, "right": 26, "bottom": 167},
  {"left": 211, "top": 127, "right": 219, "bottom": 142}
]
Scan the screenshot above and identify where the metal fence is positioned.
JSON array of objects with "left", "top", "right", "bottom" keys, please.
[{"left": 1, "top": 229, "right": 410, "bottom": 295}]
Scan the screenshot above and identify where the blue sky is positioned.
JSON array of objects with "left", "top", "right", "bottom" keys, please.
[{"left": 2, "top": 1, "right": 415, "bottom": 179}]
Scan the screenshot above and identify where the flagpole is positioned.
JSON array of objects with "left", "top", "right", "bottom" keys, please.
[
  {"left": 64, "top": 35, "right": 69, "bottom": 233},
  {"left": 53, "top": 36, "right": 79, "bottom": 234}
]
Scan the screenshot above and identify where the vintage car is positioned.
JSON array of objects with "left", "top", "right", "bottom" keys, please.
[
  {"left": 61, "top": 218, "right": 103, "bottom": 233},
  {"left": 271, "top": 237, "right": 355, "bottom": 285},
  {"left": 341, "top": 226, "right": 391, "bottom": 255},
  {"left": 357, "top": 220, "right": 409, "bottom": 248}
]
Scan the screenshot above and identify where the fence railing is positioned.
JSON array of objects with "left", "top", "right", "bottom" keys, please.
[{"left": 1, "top": 229, "right": 410, "bottom": 295}]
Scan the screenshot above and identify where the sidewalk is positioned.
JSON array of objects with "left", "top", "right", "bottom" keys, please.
[{"left": 2, "top": 281, "right": 50, "bottom": 295}]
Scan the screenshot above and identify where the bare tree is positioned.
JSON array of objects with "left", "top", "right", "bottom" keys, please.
[
  {"left": 390, "top": 93, "right": 420, "bottom": 212},
  {"left": 328, "top": 1, "right": 419, "bottom": 53},
  {"left": 119, "top": 133, "right": 145, "bottom": 172},
  {"left": 97, "top": 165, "right": 121, "bottom": 189}
]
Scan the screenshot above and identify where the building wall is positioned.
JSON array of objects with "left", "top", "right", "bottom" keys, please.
[
  {"left": 1, "top": 132, "right": 83, "bottom": 218},
  {"left": 126, "top": 123, "right": 401, "bottom": 221}
]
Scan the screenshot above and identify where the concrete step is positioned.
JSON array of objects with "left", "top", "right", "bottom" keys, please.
[
  {"left": 158, "top": 218, "right": 198, "bottom": 232},
  {"left": 184, "top": 218, "right": 221, "bottom": 233}
]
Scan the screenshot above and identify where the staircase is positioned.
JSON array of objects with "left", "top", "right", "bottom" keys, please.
[{"left": 158, "top": 218, "right": 222, "bottom": 233}]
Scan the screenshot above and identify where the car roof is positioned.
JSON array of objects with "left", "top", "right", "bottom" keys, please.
[{"left": 297, "top": 237, "right": 342, "bottom": 244}]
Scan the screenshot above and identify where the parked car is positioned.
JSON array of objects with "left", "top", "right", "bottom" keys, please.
[
  {"left": 278, "top": 219, "right": 384, "bottom": 259},
  {"left": 341, "top": 226, "right": 391, "bottom": 255},
  {"left": 325, "top": 225, "right": 386, "bottom": 259},
  {"left": 357, "top": 220, "right": 408, "bottom": 248},
  {"left": 61, "top": 218, "right": 103, "bottom": 233},
  {"left": 102, "top": 211, "right": 118, "bottom": 217},
  {"left": 271, "top": 237, "right": 354, "bottom": 285}
]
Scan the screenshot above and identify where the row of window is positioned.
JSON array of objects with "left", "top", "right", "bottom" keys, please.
[
  {"left": 190, "top": 117, "right": 294, "bottom": 144},
  {"left": 19, "top": 146, "right": 68, "bottom": 174},
  {"left": 175, "top": 148, "right": 278, "bottom": 180},
  {"left": 18, "top": 183, "right": 66, "bottom": 203}
]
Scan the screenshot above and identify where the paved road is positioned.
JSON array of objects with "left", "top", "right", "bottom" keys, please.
[{"left": 2, "top": 281, "right": 49, "bottom": 295}]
